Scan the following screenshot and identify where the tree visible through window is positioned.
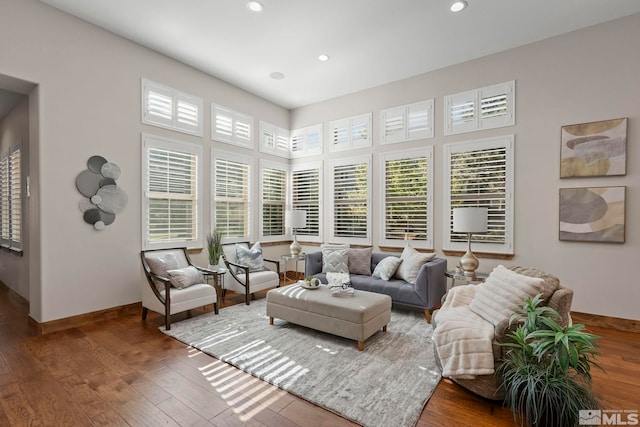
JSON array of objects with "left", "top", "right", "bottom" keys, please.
[
  {"left": 332, "top": 157, "right": 370, "bottom": 241},
  {"left": 213, "top": 154, "right": 251, "bottom": 240}
]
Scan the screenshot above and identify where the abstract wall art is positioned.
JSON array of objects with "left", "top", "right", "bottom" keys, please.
[
  {"left": 559, "top": 186, "right": 625, "bottom": 243},
  {"left": 560, "top": 118, "right": 627, "bottom": 178}
]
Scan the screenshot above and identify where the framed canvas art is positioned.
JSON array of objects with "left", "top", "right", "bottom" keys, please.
[
  {"left": 560, "top": 118, "right": 627, "bottom": 178},
  {"left": 559, "top": 186, "right": 625, "bottom": 243}
]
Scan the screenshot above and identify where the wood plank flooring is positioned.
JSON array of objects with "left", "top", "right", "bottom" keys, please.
[{"left": 1, "top": 282, "right": 638, "bottom": 426}]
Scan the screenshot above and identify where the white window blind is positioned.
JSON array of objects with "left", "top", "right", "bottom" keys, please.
[
  {"left": 380, "top": 99, "right": 434, "bottom": 144},
  {"left": 9, "top": 148, "right": 21, "bottom": 249},
  {"left": 211, "top": 104, "right": 253, "bottom": 148},
  {"left": 0, "top": 156, "right": 9, "bottom": 246},
  {"left": 444, "top": 81, "right": 515, "bottom": 136},
  {"left": 290, "top": 124, "right": 323, "bottom": 158},
  {"left": 329, "top": 113, "right": 372, "bottom": 152},
  {"left": 213, "top": 151, "right": 251, "bottom": 240},
  {"left": 142, "top": 79, "right": 203, "bottom": 137},
  {"left": 260, "top": 162, "right": 287, "bottom": 240},
  {"left": 330, "top": 156, "right": 371, "bottom": 244},
  {"left": 260, "top": 121, "right": 290, "bottom": 158},
  {"left": 380, "top": 148, "right": 433, "bottom": 248},
  {"left": 443, "top": 135, "right": 514, "bottom": 254},
  {"left": 291, "top": 162, "right": 322, "bottom": 242},
  {"left": 142, "top": 134, "right": 202, "bottom": 250}
]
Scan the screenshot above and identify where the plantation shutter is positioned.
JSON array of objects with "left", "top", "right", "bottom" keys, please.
[
  {"left": 9, "top": 148, "right": 21, "bottom": 248},
  {"left": 381, "top": 100, "right": 433, "bottom": 144},
  {"left": 333, "top": 160, "right": 368, "bottom": 239},
  {"left": 142, "top": 79, "right": 203, "bottom": 136},
  {"left": 146, "top": 146, "right": 198, "bottom": 246},
  {"left": 329, "top": 114, "right": 371, "bottom": 152},
  {"left": 212, "top": 104, "right": 253, "bottom": 147},
  {"left": 291, "top": 167, "right": 320, "bottom": 238},
  {"left": 261, "top": 167, "right": 286, "bottom": 237},
  {"left": 260, "top": 121, "right": 290, "bottom": 158},
  {"left": 0, "top": 157, "right": 9, "bottom": 245},
  {"left": 381, "top": 106, "right": 404, "bottom": 144},
  {"left": 214, "top": 157, "right": 250, "bottom": 239},
  {"left": 384, "top": 155, "right": 428, "bottom": 243}
]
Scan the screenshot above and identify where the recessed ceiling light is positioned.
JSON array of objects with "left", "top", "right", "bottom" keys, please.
[
  {"left": 270, "top": 72, "right": 285, "bottom": 80},
  {"left": 450, "top": 1, "right": 467, "bottom": 12},
  {"left": 318, "top": 54, "right": 330, "bottom": 62},
  {"left": 247, "top": 1, "right": 263, "bottom": 13}
]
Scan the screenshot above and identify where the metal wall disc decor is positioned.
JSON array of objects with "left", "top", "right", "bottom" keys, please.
[{"left": 76, "top": 155, "right": 128, "bottom": 231}]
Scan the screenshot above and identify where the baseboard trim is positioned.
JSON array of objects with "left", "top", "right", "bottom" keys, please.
[
  {"left": 29, "top": 302, "right": 142, "bottom": 335},
  {"left": 571, "top": 311, "right": 639, "bottom": 334}
]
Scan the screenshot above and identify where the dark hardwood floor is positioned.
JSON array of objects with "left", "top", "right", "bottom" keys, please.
[{"left": 1, "top": 282, "right": 638, "bottom": 426}]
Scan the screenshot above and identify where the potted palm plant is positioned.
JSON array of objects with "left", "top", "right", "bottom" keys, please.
[
  {"left": 206, "top": 229, "right": 223, "bottom": 269},
  {"left": 499, "top": 295, "right": 601, "bottom": 427}
]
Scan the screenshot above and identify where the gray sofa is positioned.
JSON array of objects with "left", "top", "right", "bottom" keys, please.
[{"left": 304, "top": 251, "right": 447, "bottom": 322}]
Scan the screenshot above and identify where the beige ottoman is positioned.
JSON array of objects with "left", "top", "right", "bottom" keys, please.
[{"left": 266, "top": 284, "right": 392, "bottom": 351}]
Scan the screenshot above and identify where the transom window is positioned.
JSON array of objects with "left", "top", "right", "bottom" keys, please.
[{"left": 141, "top": 79, "right": 203, "bottom": 137}]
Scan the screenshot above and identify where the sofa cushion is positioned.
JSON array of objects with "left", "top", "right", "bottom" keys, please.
[
  {"left": 469, "top": 265, "right": 545, "bottom": 333},
  {"left": 167, "top": 266, "right": 205, "bottom": 289},
  {"left": 372, "top": 256, "right": 402, "bottom": 280},
  {"left": 348, "top": 247, "right": 372, "bottom": 275},
  {"left": 236, "top": 241, "right": 268, "bottom": 272},
  {"left": 394, "top": 245, "right": 436, "bottom": 284},
  {"left": 322, "top": 249, "right": 349, "bottom": 273}
]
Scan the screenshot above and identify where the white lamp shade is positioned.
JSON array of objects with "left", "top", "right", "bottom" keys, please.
[
  {"left": 285, "top": 210, "right": 307, "bottom": 229},
  {"left": 453, "top": 207, "right": 488, "bottom": 233}
]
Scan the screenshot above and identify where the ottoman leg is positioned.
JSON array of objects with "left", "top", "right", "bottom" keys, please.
[
  {"left": 358, "top": 341, "right": 364, "bottom": 351},
  {"left": 383, "top": 325, "right": 387, "bottom": 332}
]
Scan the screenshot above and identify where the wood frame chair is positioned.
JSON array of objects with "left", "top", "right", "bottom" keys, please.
[{"left": 141, "top": 247, "right": 218, "bottom": 330}]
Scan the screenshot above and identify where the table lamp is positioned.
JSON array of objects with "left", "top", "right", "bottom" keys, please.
[
  {"left": 286, "top": 210, "right": 307, "bottom": 256},
  {"left": 452, "top": 207, "right": 488, "bottom": 278}
]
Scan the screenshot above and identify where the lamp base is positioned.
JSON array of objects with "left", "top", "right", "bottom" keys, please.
[
  {"left": 460, "top": 249, "right": 479, "bottom": 278},
  {"left": 290, "top": 239, "right": 301, "bottom": 256}
]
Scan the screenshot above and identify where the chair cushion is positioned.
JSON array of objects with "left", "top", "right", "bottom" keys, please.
[
  {"left": 236, "top": 241, "right": 268, "bottom": 272},
  {"left": 394, "top": 244, "right": 435, "bottom": 284},
  {"left": 322, "top": 249, "right": 349, "bottom": 273},
  {"left": 160, "top": 283, "right": 217, "bottom": 305},
  {"left": 167, "top": 266, "right": 205, "bottom": 289},
  {"left": 348, "top": 247, "right": 372, "bottom": 275},
  {"left": 372, "top": 256, "right": 402, "bottom": 281}
]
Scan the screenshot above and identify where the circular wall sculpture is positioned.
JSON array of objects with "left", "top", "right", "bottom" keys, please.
[{"left": 76, "top": 155, "right": 128, "bottom": 231}]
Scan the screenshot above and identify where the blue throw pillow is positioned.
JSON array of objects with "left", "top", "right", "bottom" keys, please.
[{"left": 236, "top": 242, "right": 268, "bottom": 273}]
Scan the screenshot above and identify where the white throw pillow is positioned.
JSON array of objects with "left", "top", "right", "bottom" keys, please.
[
  {"left": 469, "top": 265, "right": 545, "bottom": 332},
  {"left": 372, "top": 256, "right": 403, "bottom": 281},
  {"left": 236, "top": 242, "right": 267, "bottom": 272},
  {"left": 326, "top": 272, "right": 350, "bottom": 287},
  {"left": 167, "top": 266, "right": 205, "bottom": 289},
  {"left": 322, "top": 249, "right": 349, "bottom": 273},
  {"left": 394, "top": 245, "right": 436, "bottom": 284}
]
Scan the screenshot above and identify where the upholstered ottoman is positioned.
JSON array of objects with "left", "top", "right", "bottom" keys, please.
[{"left": 266, "top": 284, "right": 392, "bottom": 351}]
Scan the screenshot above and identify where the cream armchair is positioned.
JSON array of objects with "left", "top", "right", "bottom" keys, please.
[
  {"left": 221, "top": 242, "right": 280, "bottom": 305},
  {"left": 141, "top": 247, "right": 218, "bottom": 330}
]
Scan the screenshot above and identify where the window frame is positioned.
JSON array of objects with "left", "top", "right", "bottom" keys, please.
[
  {"left": 328, "top": 113, "right": 372, "bottom": 153},
  {"left": 443, "top": 135, "right": 515, "bottom": 255},
  {"left": 259, "top": 121, "right": 290, "bottom": 158},
  {"left": 290, "top": 124, "right": 323, "bottom": 158},
  {"left": 379, "top": 147, "right": 433, "bottom": 249},
  {"left": 380, "top": 99, "right": 434, "bottom": 145},
  {"left": 211, "top": 103, "right": 254, "bottom": 148},
  {"left": 328, "top": 155, "right": 372, "bottom": 245},
  {"left": 290, "top": 161, "right": 323, "bottom": 244},
  {"left": 0, "top": 145, "right": 22, "bottom": 252},
  {"left": 141, "top": 133, "right": 203, "bottom": 250},
  {"left": 141, "top": 78, "right": 203, "bottom": 137},
  {"left": 259, "top": 159, "right": 288, "bottom": 242}
]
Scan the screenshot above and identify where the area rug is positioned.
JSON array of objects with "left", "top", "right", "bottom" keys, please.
[{"left": 161, "top": 299, "right": 442, "bottom": 427}]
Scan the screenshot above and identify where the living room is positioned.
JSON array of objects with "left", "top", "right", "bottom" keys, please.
[{"left": 0, "top": 0, "right": 639, "bottom": 425}]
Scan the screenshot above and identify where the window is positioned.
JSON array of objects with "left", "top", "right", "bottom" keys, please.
[
  {"left": 380, "top": 99, "right": 434, "bottom": 144},
  {"left": 443, "top": 135, "right": 514, "bottom": 255},
  {"left": 380, "top": 148, "right": 433, "bottom": 249},
  {"left": 142, "top": 134, "right": 202, "bottom": 250},
  {"left": 211, "top": 104, "right": 253, "bottom": 148},
  {"left": 259, "top": 160, "right": 288, "bottom": 241},
  {"left": 260, "top": 121, "right": 290, "bottom": 158},
  {"left": 329, "top": 155, "right": 371, "bottom": 244},
  {"left": 212, "top": 150, "right": 252, "bottom": 241},
  {"left": 0, "top": 146, "right": 22, "bottom": 251},
  {"left": 291, "top": 161, "right": 322, "bottom": 243},
  {"left": 329, "top": 113, "right": 372, "bottom": 152},
  {"left": 142, "top": 79, "right": 203, "bottom": 137},
  {"left": 290, "top": 124, "right": 323, "bottom": 158},
  {"left": 444, "top": 81, "right": 515, "bottom": 136}
]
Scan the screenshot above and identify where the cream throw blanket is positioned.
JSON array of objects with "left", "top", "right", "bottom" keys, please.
[{"left": 433, "top": 265, "right": 545, "bottom": 379}]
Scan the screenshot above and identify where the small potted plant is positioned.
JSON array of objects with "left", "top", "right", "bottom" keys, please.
[
  {"left": 206, "top": 229, "right": 223, "bottom": 269},
  {"left": 304, "top": 275, "right": 320, "bottom": 288}
]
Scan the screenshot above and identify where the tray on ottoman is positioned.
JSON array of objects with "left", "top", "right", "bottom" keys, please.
[{"left": 266, "top": 284, "right": 392, "bottom": 351}]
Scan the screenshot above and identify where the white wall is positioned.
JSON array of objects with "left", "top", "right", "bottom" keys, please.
[
  {"left": 0, "top": 0, "right": 289, "bottom": 322},
  {"left": 291, "top": 13, "right": 640, "bottom": 321}
]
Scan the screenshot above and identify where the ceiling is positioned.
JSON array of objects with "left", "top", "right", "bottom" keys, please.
[{"left": 29, "top": 1, "right": 640, "bottom": 109}]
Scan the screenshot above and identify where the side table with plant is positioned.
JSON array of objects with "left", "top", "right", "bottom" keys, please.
[{"left": 499, "top": 294, "right": 602, "bottom": 427}]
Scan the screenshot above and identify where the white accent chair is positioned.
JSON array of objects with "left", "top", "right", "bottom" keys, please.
[
  {"left": 141, "top": 247, "right": 218, "bottom": 330},
  {"left": 221, "top": 242, "right": 281, "bottom": 305}
]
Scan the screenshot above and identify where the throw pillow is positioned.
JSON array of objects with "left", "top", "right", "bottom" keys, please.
[
  {"left": 326, "top": 272, "right": 350, "bottom": 287},
  {"left": 469, "top": 264, "right": 545, "bottom": 333},
  {"left": 507, "top": 266, "right": 560, "bottom": 302},
  {"left": 394, "top": 245, "right": 436, "bottom": 284},
  {"left": 236, "top": 242, "right": 267, "bottom": 272},
  {"left": 166, "top": 266, "right": 205, "bottom": 289},
  {"left": 320, "top": 243, "right": 350, "bottom": 251},
  {"left": 145, "top": 253, "right": 179, "bottom": 291},
  {"left": 322, "top": 249, "right": 349, "bottom": 273},
  {"left": 372, "top": 256, "right": 403, "bottom": 281},
  {"left": 347, "top": 247, "right": 372, "bottom": 275}
]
